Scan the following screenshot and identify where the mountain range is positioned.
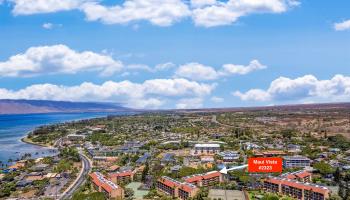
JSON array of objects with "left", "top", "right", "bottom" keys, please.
[{"left": 0, "top": 99, "right": 130, "bottom": 114}]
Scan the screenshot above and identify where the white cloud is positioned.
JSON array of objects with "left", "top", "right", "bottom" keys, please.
[
  {"left": 0, "top": 45, "right": 263, "bottom": 79},
  {"left": 190, "top": 0, "right": 217, "bottom": 8},
  {"left": 126, "top": 62, "right": 176, "bottom": 72},
  {"left": 219, "top": 60, "right": 266, "bottom": 75},
  {"left": 154, "top": 62, "right": 176, "bottom": 71},
  {"left": 234, "top": 75, "right": 350, "bottom": 103},
  {"left": 334, "top": 19, "right": 350, "bottom": 31},
  {"left": 175, "top": 62, "right": 219, "bottom": 81},
  {"left": 10, "top": 0, "right": 89, "bottom": 15},
  {"left": 80, "top": 0, "right": 191, "bottom": 26},
  {"left": 176, "top": 97, "right": 204, "bottom": 109},
  {"left": 42, "top": 23, "right": 53, "bottom": 29},
  {"left": 42, "top": 22, "right": 62, "bottom": 29},
  {"left": 174, "top": 60, "right": 266, "bottom": 81},
  {"left": 0, "top": 78, "right": 215, "bottom": 109},
  {"left": 0, "top": 44, "right": 124, "bottom": 77},
  {"left": 126, "top": 64, "right": 154, "bottom": 72},
  {"left": 233, "top": 89, "right": 271, "bottom": 101},
  {"left": 192, "top": 0, "right": 299, "bottom": 27},
  {"left": 210, "top": 96, "right": 224, "bottom": 103},
  {"left": 7, "top": 0, "right": 298, "bottom": 27},
  {"left": 142, "top": 78, "right": 215, "bottom": 97}
]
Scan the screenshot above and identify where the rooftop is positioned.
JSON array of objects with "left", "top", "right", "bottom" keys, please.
[
  {"left": 195, "top": 144, "right": 220, "bottom": 148},
  {"left": 90, "top": 172, "right": 119, "bottom": 193},
  {"left": 265, "top": 177, "right": 329, "bottom": 195},
  {"left": 283, "top": 156, "right": 310, "bottom": 161}
]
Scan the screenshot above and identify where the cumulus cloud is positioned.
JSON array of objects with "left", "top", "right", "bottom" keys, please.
[
  {"left": 233, "top": 89, "right": 272, "bottom": 101},
  {"left": 127, "top": 62, "right": 176, "bottom": 73},
  {"left": 0, "top": 45, "right": 263, "bottom": 79},
  {"left": 190, "top": 0, "right": 217, "bottom": 8},
  {"left": 0, "top": 78, "right": 215, "bottom": 109},
  {"left": 176, "top": 98, "right": 204, "bottom": 109},
  {"left": 174, "top": 60, "right": 266, "bottom": 81},
  {"left": 0, "top": 44, "right": 124, "bottom": 77},
  {"left": 10, "top": 0, "right": 89, "bottom": 15},
  {"left": 191, "top": 0, "right": 300, "bottom": 27},
  {"left": 334, "top": 19, "right": 350, "bottom": 31},
  {"left": 219, "top": 60, "right": 266, "bottom": 75},
  {"left": 234, "top": 75, "right": 350, "bottom": 103},
  {"left": 175, "top": 63, "right": 219, "bottom": 81},
  {"left": 80, "top": 0, "right": 191, "bottom": 26},
  {"left": 6, "top": 0, "right": 299, "bottom": 27}
]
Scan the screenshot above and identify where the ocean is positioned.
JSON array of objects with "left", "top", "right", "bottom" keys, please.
[{"left": 0, "top": 112, "right": 129, "bottom": 166}]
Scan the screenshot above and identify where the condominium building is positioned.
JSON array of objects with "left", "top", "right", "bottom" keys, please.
[
  {"left": 193, "top": 144, "right": 221, "bottom": 155},
  {"left": 89, "top": 172, "right": 124, "bottom": 199},
  {"left": 178, "top": 182, "right": 200, "bottom": 200},
  {"left": 283, "top": 156, "right": 311, "bottom": 168},
  {"left": 218, "top": 151, "right": 240, "bottom": 162},
  {"left": 264, "top": 177, "right": 330, "bottom": 200},
  {"left": 156, "top": 176, "right": 199, "bottom": 200},
  {"left": 254, "top": 150, "right": 287, "bottom": 157},
  {"left": 109, "top": 170, "right": 134, "bottom": 184},
  {"left": 281, "top": 170, "right": 312, "bottom": 183},
  {"left": 183, "top": 171, "right": 223, "bottom": 187}
]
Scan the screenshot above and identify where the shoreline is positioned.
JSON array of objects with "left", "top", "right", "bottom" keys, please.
[
  {"left": 20, "top": 135, "right": 53, "bottom": 148},
  {"left": 18, "top": 112, "right": 134, "bottom": 149},
  {"left": 0, "top": 111, "right": 136, "bottom": 164}
]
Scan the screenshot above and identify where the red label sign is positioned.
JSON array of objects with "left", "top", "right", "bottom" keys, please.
[{"left": 248, "top": 157, "right": 282, "bottom": 173}]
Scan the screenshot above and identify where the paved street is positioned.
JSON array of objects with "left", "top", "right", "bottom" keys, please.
[{"left": 59, "top": 152, "right": 91, "bottom": 200}]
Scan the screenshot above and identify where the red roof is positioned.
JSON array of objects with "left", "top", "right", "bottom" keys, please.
[
  {"left": 184, "top": 171, "right": 221, "bottom": 183},
  {"left": 89, "top": 172, "right": 119, "bottom": 193},
  {"left": 184, "top": 175, "right": 203, "bottom": 183},
  {"left": 90, "top": 173, "right": 102, "bottom": 186},
  {"left": 102, "top": 182, "right": 113, "bottom": 193},
  {"left": 265, "top": 178, "right": 329, "bottom": 195},
  {"left": 265, "top": 178, "right": 282, "bottom": 185},
  {"left": 158, "top": 177, "right": 181, "bottom": 188},
  {"left": 285, "top": 174, "right": 297, "bottom": 179},
  {"left": 295, "top": 171, "right": 311, "bottom": 179},
  {"left": 202, "top": 171, "right": 221, "bottom": 179},
  {"left": 179, "top": 184, "right": 197, "bottom": 193},
  {"left": 109, "top": 170, "right": 133, "bottom": 178}
]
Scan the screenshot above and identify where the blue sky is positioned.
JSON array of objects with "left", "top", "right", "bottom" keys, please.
[{"left": 0, "top": 0, "right": 350, "bottom": 109}]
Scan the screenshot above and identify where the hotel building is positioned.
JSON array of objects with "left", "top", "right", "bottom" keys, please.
[
  {"left": 193, "top": 144, "right": 221, "bottom": 155},
  {"left": 109, "top": 170, "right": 134, "bottom": 185},
  {"left": 283, "top": 156, "right": 311, "bottom": 168},
  {"left": 281, "top": 170, "right": 312, "bottom": 183},
  {"left": 183, "top": 171, "right": 223, "bottom": 187},
  {"left": 89, "top": 172, "right": 124, "bottom": 199},
  {"left": 156, "top": 176, "right": 199, "bottom": 200},
  {"left": 264, "top": 177, "right": 330, "bottom": 200}
]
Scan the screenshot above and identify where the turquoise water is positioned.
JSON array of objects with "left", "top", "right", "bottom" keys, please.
[{"left": 0, "top": 112, "right": 128, "bottom": 165}]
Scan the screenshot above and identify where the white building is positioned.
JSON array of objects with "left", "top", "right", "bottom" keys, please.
[
  {"left": 283, "top": 156, "right": 311, "bottom": 169},
  {"left": 193, "top": 144, "right": 221, "bottom": 155}
]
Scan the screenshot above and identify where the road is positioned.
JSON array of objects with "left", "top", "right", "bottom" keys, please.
[
  {"left": 55, "top": 138, "right": 92, "bottom": 200},
  {"left": 59, "top": 152, "right": 91, "bottom": 200}
]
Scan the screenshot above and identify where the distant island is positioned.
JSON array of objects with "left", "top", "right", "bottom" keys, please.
[
  {"left": 2, "top": 99, "right": 350, "bottom": 115},
  {"left": 0, "top": 99, "right": 131, "bottom": 114}
]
